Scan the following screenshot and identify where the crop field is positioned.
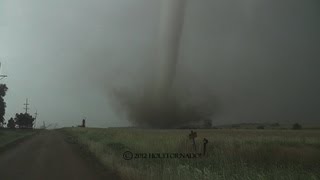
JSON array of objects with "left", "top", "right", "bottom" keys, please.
[{"left": 62, "top": 128, "right": 320, "bottom": 180}]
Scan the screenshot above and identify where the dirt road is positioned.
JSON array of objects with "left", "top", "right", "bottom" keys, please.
[{"left": 0, "top": 131, "right": 117, "bottom": 180}]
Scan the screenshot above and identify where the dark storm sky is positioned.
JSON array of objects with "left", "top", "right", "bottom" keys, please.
[{"left": 0, "top": 0, "right": 319, "bottom": 127}]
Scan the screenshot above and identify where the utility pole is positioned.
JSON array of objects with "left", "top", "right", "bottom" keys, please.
[
  {"left": 24, "top": 98, "right": 29, "bottom": 114},
  {"left": 0, "top": 62, "right": 7, "bottom": 81}
]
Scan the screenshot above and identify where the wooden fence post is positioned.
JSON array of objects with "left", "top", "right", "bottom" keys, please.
[{"left": 203, "top": 138, "right": 208, "bottom": 156}]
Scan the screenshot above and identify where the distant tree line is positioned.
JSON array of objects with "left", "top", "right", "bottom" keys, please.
[
  {"left": 0, "top": 84, "right": 8, "bottom": 127},
  {"left": 7, "top": 113, "right": 35, "bottom": 129},
  {"left": 0, "top": 82, "right": 35, "bottom": 129},
  {"left": 292, "top": 123, "right": 302, "bottom": 130}
]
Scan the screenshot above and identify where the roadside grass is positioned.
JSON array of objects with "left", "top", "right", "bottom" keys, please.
[
  {"left": 61, "top": 128, "right": 320, "bottom": 180},
  {"left": 0, "top": 129, "right": 38, "bottom": 149}
]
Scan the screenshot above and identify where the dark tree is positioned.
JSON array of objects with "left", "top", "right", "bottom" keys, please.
[
  {"left": 15, "top": 113, "right": 35, "bottom": 129},
  {"left": 0, "top": 84, "right": 8, "bottom": 127},
  {"left": 7, "top": 118, "right": 15, "bottom": 129},
  {"left": 271, "top": 123, "right": 280, "bottom": 127},
  {"left": 292, "top": 123, "right": 302, "bottom": 130}
]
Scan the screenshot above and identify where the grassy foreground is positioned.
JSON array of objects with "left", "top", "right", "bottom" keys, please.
[
  {"left": 0, "top": 129, "right": 37, "bottom": 148},
  {"left": 61, "top": 128, "right": 320, "bottom": 180}
]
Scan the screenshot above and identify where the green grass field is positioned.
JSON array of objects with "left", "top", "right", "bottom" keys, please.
[
  {"left": 61, "top": 128, "right": 320, "bottom": 180},
  {"left": 0, "top": 129, "right": 37, "bottom": 148}
]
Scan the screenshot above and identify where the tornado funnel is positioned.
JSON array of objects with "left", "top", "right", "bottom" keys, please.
[{"left": 154, "top": 0, "right": 187, "bottom": 100}]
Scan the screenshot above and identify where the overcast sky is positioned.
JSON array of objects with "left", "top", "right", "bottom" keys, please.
[{"left": 0, "top": 0, "right": 319, "bottom": 128}]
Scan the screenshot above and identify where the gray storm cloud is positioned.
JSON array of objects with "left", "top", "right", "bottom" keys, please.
[{"left": 0, "top": 0, "right": 319, "bottom": 127}]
